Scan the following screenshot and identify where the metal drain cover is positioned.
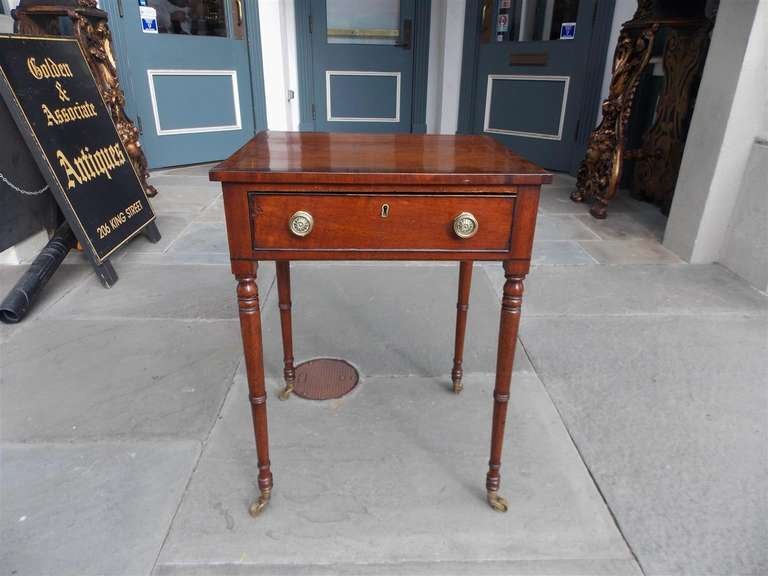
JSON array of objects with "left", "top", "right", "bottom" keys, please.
[{"left": 292, "top": 358, "right": 359, "bottom": 400}]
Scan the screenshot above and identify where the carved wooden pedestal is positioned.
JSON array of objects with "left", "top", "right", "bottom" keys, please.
[
  {"left": 13, "top": 0, "right": 157, "bottom": 197},
  {"left": 572, "top": 2, "right": 711, "bottom": 218}
]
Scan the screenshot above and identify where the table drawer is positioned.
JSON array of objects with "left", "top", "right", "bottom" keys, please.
[{"left": 249, "top": 194, "right": 516, "bottom": 252}]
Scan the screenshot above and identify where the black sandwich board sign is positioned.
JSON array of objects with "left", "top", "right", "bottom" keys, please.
[{"left": 0, "top": 34, "right": 160, "bottom": 286}]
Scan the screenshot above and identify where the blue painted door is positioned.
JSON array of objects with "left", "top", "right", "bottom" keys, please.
[
  {"left": 473, "top": 0, "right": 597, "bottom": 171},
  {"left": 103, "top": 0, "right": 256, "bottom": 168},
  {"left": 310, "top": 0, "right": 415, "bottom": 132}
]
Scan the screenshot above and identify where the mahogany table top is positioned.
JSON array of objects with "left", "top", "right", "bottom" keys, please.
[{"left": 210, "top": 131, "right": 552, "bottom": 188}]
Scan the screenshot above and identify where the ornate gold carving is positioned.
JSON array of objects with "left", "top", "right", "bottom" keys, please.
[
  {"left": 635, "top": 0, "right": 655, "bottom": 21},
  {"left": 14, "top": 4, "right": 157, "bottom": 197},
  {"left": 631, "top": 28, "right": 710, "bottom": 214},
  {"left": 573, "top": 0, "right": 712, "bottom": 219},
  {"left": 572, "top": 24, "right": 657, "bottom": 219}
]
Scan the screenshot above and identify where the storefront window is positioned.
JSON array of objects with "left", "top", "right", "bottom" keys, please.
[{"left": 147, "top": 0, "right": 227, "bottom": 37}]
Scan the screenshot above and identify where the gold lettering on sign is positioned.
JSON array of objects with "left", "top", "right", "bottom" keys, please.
[
  {"left": 56, "top": 150, "right": 83, "bottom": 190},
  {"left": 56, "top": 143, "right": 127, "bottom": 190},
  {"left": 41, "top": 101, "right": 98, "bottom": 126},
  {"left": 27, "top": 57, "right": 74, "bottom": 80},
  {"left": 55, "top": 81, "right": 70, "bottom": 102},
  {"left": 95, "top": 200, "right": 145, "bottom": 240}
]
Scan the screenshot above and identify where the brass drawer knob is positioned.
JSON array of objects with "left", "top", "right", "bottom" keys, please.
[
  {"left": 453, "top": 212, "right": 479, "bottom": 239},
  {"left": 289, "top": 210, "right": 314, "bottom": 237}
]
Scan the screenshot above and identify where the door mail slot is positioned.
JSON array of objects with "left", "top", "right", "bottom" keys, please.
[{"left": 509, "top": 52, "right": 549, "bottom": 66}]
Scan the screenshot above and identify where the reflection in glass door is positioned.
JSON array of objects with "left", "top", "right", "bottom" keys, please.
[
  {"left": 493, "top": 0, "right": 580, "bottom": 42},
  {"left": 146, "top": 0, "right": 228, "bottom": 36},
  {"left": 326, "top": 0, "right": 401, "bottom": 44}
]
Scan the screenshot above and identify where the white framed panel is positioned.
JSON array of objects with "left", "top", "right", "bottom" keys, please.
[
  {"left": 483, "top": 74, "right": 570, "bottom": 141},
  {"left": 325, "top": 70, "right": 401, "bottom": 122},
  {"left": 147, "top": 69, "right": 242, "bottom": 136}
]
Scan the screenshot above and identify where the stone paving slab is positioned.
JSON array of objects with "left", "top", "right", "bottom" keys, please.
[
  {"left": 152, "top": 163, "right": 216, "bottom": 178},
  {"left": 147, "top": 183, "right": 220, "bottom": 214},
  {"left": 125, "top": 213, "right": 196, "bottom": 254},
  {"left": 1, "top": 440, "right": 200, "bottom": 576},
  {"left": 575, "top": 212, "right": 666, "bottom": 242},
  {"left": 155, "top": 558, "right": 642, "bottom": 576},
  {"left": 483, "top": 263, "right": 768, "bottom": 317},
  {"left": 168, "top": 222, "right": 229, "bottom": 255},
  {"left": 534, "top": 215, "right": 601, "bottom": 241},
  {"left": 530, "top": 241, "right": 597, "bottom": 266},
  {"left": 1, "top": 319, "right": 241, "bottom": 442},
  {"left": 154, "top": 371, "right": 638, "bottom": 575},
  {"left": 148, "top": 174, "right": 217, "bottom": 188},
  {"left": 520, "top": 314, "right": 768, "bottom": 576},
  {"left": 579, "top": 238, "right": 683, "bottom": 265},
  {"left": 194, "top": 195, "right": 225, "bottom": 222},
  {"left": 43, "top": 263, "right": 274, "bottom": 320},
  {"left": 119, "top": 251, "right": 231, "bottom": 266},
  {"left": 258, "top": 264, "right": 532, "bottom": 380}
]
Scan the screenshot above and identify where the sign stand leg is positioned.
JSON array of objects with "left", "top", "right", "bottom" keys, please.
[
  {"left": 143, "top": 221, "right": 162, "bottom": 243},
  {"left": 93, "top": 259, "right": 118, "bottom": 288}
]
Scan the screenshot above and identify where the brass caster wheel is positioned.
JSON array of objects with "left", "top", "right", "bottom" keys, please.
[
  {"left": 278, "top": 383, "right": 294, "bottom": 401},
  {"left": 248, "top": 488, "right": 271, "bottom": 517},
  {"left": 452, "top": 379, "right": 463, "bottom": 394},
  {"left": 487, "top": 491, "right": 509, "bottom": 513}
]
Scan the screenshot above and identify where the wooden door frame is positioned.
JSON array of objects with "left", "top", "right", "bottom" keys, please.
[
  {"left": 457, "top": 0, "right": 616, "bottom": 174},
  {"left": 295, "top": 0, "right": 432, "bottom": 133}
]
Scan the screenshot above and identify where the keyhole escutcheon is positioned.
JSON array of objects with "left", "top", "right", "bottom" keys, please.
[{"left": 381, "top": 203, "right": 390, "bottom": 218}]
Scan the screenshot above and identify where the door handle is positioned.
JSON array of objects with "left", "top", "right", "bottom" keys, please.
[
  {"left": 235, "top": 0, "right": 243, "bottom": 26},
  {"left": 395, "top": 18, "right": 412, "bottom": 49}
]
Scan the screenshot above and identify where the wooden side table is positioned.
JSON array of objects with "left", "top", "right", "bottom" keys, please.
[{"left": 211, "top": 132, "right": 551, "bottom": 515}]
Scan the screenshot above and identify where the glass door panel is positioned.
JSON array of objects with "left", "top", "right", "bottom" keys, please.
[
  {"left": 146, "top": 0, "right": 228, "bottom": 36},
  {"left": 326, "top": 0, "right": 400, "bottom": 44}
]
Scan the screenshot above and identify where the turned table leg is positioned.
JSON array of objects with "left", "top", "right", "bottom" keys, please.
[
  {"left": 275, "top": 261, "right": 296, "bottom": 400},
  {"left": 486, "top": 262, "right": 525, "bottom": 512},
  {"left": 236, "top": 266, "right": 274, "bottom": 517},
  {"left": 451, "top": 261, "right": 473, "bottom": 393}
]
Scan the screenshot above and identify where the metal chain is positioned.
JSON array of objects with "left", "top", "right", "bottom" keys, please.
[{"left": 0, "top": 171, "right": 49, "bottom": 196}]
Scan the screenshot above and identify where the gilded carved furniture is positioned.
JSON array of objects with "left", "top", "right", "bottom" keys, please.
[
  {"left": 13, "top": 0, "right": 157, "bottom": 197},
  {"left": 211, "top": 131, "right": 551, "bottom": 515},
  {"left": 572, "top": 0, "right": 711, "bottom": 218}
]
